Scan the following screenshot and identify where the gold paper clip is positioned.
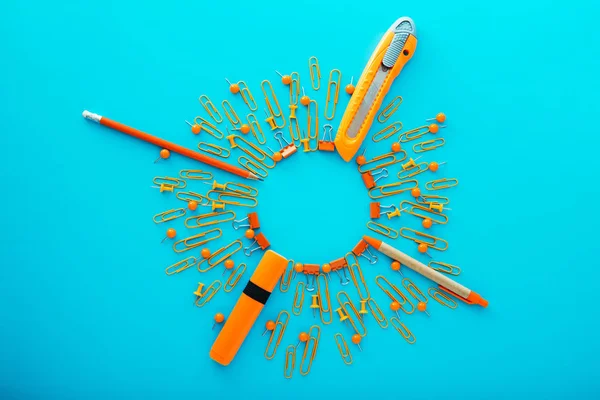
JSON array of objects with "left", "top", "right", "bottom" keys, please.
[
  {"left": 305, "top": 99, "right": 320, "bottom": 151},
  {"left": 318, "top": 124, "right": 335, "bottom": 151},
  {"left": 366, "top": 221, "right": 398, "bottom": 239},
  {"left": 357, "top": 151, "right": 407, "bottom": 174},
  {"left": 175, "top": 191, "right": 206, "bottom": 205},
  {"left": 334, "top": 333, "right": 352, "bottom": 365},
  {"left": 207, "top": 180, "right": 258, "bottom": 197},
  {"left": 390, "top": 317, "right": 416, "bottom": 344},
  {"left": 417, "top": 194, "right": 450, "bottom": 206},
  {"left": 292, "top": 281, "right": 305, "bottom": 316},
  {"left": 425, "top": 178, "right": 459, "bottom": 191},
  {"left": 399, "top": 123, "right": 446, "bottom": 143},
  {"left": 274, "top": 130, "right": 298, "bottom": 158},
  {"left": 299, "top": 325, "right": 320, "bottom": 376},
  {"left": 289, "top": 72, "right": 300, "bottom": 106},
  {"left": 429, "top": 261, "right": 461, "bottom": 276},
  {"left": 398, "top": 162, "right": 428, "bottom": 180},
  {"left": 375, "top": 275, "right": 415, "bottom": 314},
  {"left": 400, "top": 200, "right": 448, "bottom": 225},
  {"left": 330, "top": 257, "right": 350, "bottom": 286},
  {"left": 194, "top": 116, "right": 224, "bottom": 140},
  {"left": 308, "top": 56, "right": 321, "bottom": 90},
  {"left": 316, "top": 273, "right": 333, "bottom": 325},
  {"left": 402, "top": 277, "right": 428, "bottom": 304},
  {"left": 261, "top": 80, "right": 286, "bottom": 129},
  {"left": 244, "top": 232, "right": 270, "bottom": 256},
  {"left": 372, "top": 121, "right": 403, "bottom": 143},
  {"left": 368, "top": 179, "right": 418, "bottom": 199},
  {"left": 153, "top": 208, "right": 186, "bottom": 224},
  {"left": 345, "top": 252, "right": 370, "bottom": 301},
  {"left": 153, "top": 176, "right": 186, "bottom": 189},
  {"left": 232, "top": 211, "right": 260, "bottom": 230},
  {"left": 184, "top": 210, "right": 236, "bottom": 229},
  {"left": 352, "top": 239, "right": 378, "bottom": 264},
  {"left": 265, "top": 310, "right": 290, "bottom": 360},
  {"left": 367, "top": 298, "right": 388, "bottom": 329},
  {"left": 377, "top": 96, "right": 403, "bottom": 123},
  {"left": 165, "top": 256, "right": 197, "bottom": 275},
  {"left": 280, "top": 260, "right": 294, "bottom": 293},
  {"left": 428, "top": 287, "right": 458, "bottom": 309},
  {"left": 197, "top": 142, "right": 231, "bottom": 158},
  {"left": 222, "top": 100, "right": 243, "bottom": 128},
  {"left": 238, "top": 81, "right": 258, "bottom": 111},
  {"left": 413, "top": 137, "right": 445, "bottom": 153},
  {"left": 205, "top": 190, "right": 258, "bottom": 208},
  {"left": 224, "top": 262, "right": 246, "bottom": 292},
  {"left": 195, "top": 280, "right": 222, "bottom": 308},
  {"left": 325, "top": 69, "right": 341, "bottom": 120},
  {"left": 246, "top": 113, "right": 266, "bottom": 144},
  {"left": 399, "top": 227, "right": 448, "bottom": 251},
  {"left": 227, "top": 134, "right": 276, "bottom": 168},
  {"left": 172, "top": 227, "right": 222, "bottom": 253},
  {"left": 284, "top": 344, "right": 295, "bottom": 379},
  {"left": 337, "top": 291, "right": 367, "bottom": 337},
  {"left": 198, "top": 95, "right": 223, "bottom": 123},
  {"left": 179, "top": 169, "right": 213, "bottom": 180},
  {"left": 197, "top": 239, "right": 243, "bottom": 273},
  {"left": 239, "top": 156, "right": 268, "bottom": 179}
]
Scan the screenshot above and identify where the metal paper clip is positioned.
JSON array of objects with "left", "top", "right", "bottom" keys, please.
[
  {"left": 325, "top": 69, "right": 341, "bottom": 120},
  {"left": 175, "top": 191, "right": 206, "bottom": 205},
  {"left": 232, "top": 212, "right": 260, "bottom": 230},
  {"left": 261, "top": 80, "right": 286, "bottom": 129},
  {"left": 330, "top": 257, "right": 350, "bottom": 285},
  {"left": 429, "top": 261, "right": 461, "bottom": 276},
  {"left": 367, "top": 298, "right": 388, "bottom": 329},
  {"left": 239, "top": 156, "right": 268, "bottom": 179},
  {"left": 205, "top": 190, "right": 258, "bottom": 208},
  {"left": 207, "top": 180, "right": 258, "bottom": 197},
  {"left": 222, "top": 100, "right": 242, "bottom": 128},
  {"left": 337, "top": 291, "right": 367, "bottom": 337},
  {"left": 284, "top": 345, "right": 295, "bottom": 379},
  {"left": 316, "top": 274, "right": 333, "bottom": 325},
  {"left": 244, "top": 232, "right": 270, "bottom": 256},
  {"left": 153, "top": 176, "right": 186, "bottom": 189},
  {"left": 390, "top": 317, "right": 416, "bottom": 344},
  {"left": 368, "top": 179, "right": 418, "bottom": 199},
  {"left": 198, "top": 95, "right": 223, "bottom": 123},
  {"left": 399, "top": 123, "right": 446, "bottom": 143},
  {"left": 265, "top": 310, "right": 290, "bottom": 360},
  {"left": 377, "top": 96, "right": 403, "bottom": 123},
  {"left": 361, "top": 168, "right": 389, "bottom": 189},
  {"left": 352, "top": 239, "right": 378, "bottom": 264},
  {"left": 195, "top": 280, "right": 222, "bottom": 308},
  {"left": 292, "top": 281, "right": 305, "bottom": 316},
  {"left": 185, "top": 210, "right": 236, "bottom": 229},
  {"left": 400, "top": 200, "right": 448, "bottom": 225},
  {"left": 172, "top": 227, "right": 222, "bottom": 253},
  {"left": 428, "top": 287, "right": 458, "bottom": 309},
  {"left": 399, "top": 227, "right": 448, "bottom": 251},
  {"left": 308, "top": 56, "right": 321, "bottom": 90},
  {"left": 197, "top": 142, "right": 231, "bottom": 158},
  {"left": 179, "top": 169, "right": 213, "bottom": 180},
  {"left": 413, "top": 137, "right": 445, "bottom": 153},
  {"left": 224, "top": 262, "right": 246, "bottom": 293},
  {"left": 227, "top": 134, "right": 276, "bottom": 168},
  {"left": 165, "top": 256, "right": 197, "bottom": 275},
  {"left": 194, "top": 116, "right": 224, "bottom": 139},
  {"left": 299, "top": 325, "right": 320, "bottom": 376},
  {"left": 318, "top": 124, "right": 335, "bottom": 151},
  {"left": 153, "top": 208, "right": 186, "bottom": 224},
  {"left": 397, "top": 162, "right": 428, "bottom": 180},
  {"left": 375, "top": 275, "right": 415, "bottom": 314},
  {"left": 279, "top": 260, "right": 294, "bottom": 293},
  {"left": 401, "top": 277, "right": 428, "bottom": 304},
  {"left": 246, "top": 113, "right": 266, "bottom": 144},
  {"left": 372, "top": 122, "right": 403, "bottom": 142},
  {"left": 306, "top": 99, "right": 319, "bottom": 151},
  {"left": 334, "top": 333, "right": 353, "bottom": 365},
  {"left": 425, "top": 178, "right": 459, "bottom": 191},
  {"left": 274, "top": 131, "right": 298, "bottom": 158},
  {"left": 197, "top": 240, "right": 243, "bottom": 273},
  {"left": 345, "top": 252, "right": 370, "bottom": 301},
  {"left": 358, "top": 150, "right": 407, "bottom": 173},
  {"left": 301, "top": 264, "right": 320, "bottom": 292},
  {"left": 238, "top": 81, "right": 258, "bottom": 111},
  {"left": 366, "top": 221, "right": 398, "bottom": 239}
]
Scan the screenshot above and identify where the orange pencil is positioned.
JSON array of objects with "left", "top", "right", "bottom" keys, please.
[{"left": 82, "top": 110, "right": 261, "bottom": 181}]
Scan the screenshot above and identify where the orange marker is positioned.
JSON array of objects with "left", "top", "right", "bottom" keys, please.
[{"left": 210, "top": 250, "right": 289, "bottom": 365}]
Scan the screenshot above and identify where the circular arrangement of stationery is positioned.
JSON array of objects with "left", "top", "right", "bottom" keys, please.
[{"left": 83, "top": 16, "right": 488, "bottom": 377}]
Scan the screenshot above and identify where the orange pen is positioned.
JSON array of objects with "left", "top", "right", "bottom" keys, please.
[
  {"left": 334, "top": 17, "right": 417, "bottom": 161},
  {"left": 210, "top": 250, "right": 288, "bottom": 365}
]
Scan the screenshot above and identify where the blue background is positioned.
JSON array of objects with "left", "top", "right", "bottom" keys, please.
[{"left": 1, "top": 0, "right": 599, "bottom": 398}]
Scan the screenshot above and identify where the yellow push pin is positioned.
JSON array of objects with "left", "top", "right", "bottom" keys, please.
[
  {"left": 212, "top": 312, "right": 225, "bottom": 329},
  {"left": 417, "top": 301, "right": 430, "bottom": 317},
  {"left": 359, "top": 300, "right": 368, "bottom": 318},
  {"left": 390, "top": 261, "right": 403, "bottom": 277},
  {"left": 193, "top": 283, "right": 205, "bottom": 298},
  {"left": 310, "top": 294, "right": 320, "bottom": 318},
  {"left": 185, "top": 120, "right": 202, "bottom": 135},
  {"left": 300, "top": 130, "right": 310, "bottom": 152},
  {"left": 153, "top": 148, "right": 170, "bottom": 163},
  {"left": 161, "top": 228, "right": 176, "bottom": 243},
  {"left": 151, "top": 182, "right": 175, "bottom": 192},
  {"left": 335, "top": 307, "right": 349, "bottom": 324},
  {"left": 264, "top": 109, "right": 277, "bottom": 130},
  {"left": 262, "top": 320, "right": 276, "bottom": 336},
  {"left": 300, "top": 87, "right": 310, "bottom": 106},
  {"left": 211, "top": 202, "right": 225, "bottom": 211},
  {"left": 386, "top": 206, "right": 408, "bottom": 219},
  {"left": 402, "top": 156, "right": 422, "bottom": 170},
  {"left": 275, "top": 70, "right": 292, "bottom": 85},
  {"left": 225, "top": 78, "right": 240, "bottom": 94},
  {"left": 429, "top": 202, "right": 451, "bottom": 213}
]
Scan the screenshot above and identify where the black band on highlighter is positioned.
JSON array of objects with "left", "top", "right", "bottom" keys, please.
[{"left": 243, "top": 280, "right": 271, "bottom": 305}]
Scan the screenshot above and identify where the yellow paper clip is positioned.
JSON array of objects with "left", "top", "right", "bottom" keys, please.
[
  {"left": 390, "top": 317, "right": 416, "bottom": 344},
  {"left": 399, "top": 123, "right": 445, "bottom": 143},
  {"left": 197, "top": 239, "right": 243, "bottom": 273},
  {"left": 265, "top": 310, "right": 290, "bottom": 360},
  {"left": 224, "top": 262, "right": 246, "bottom": 293},
  {"left": 367, "top": 298, "right": 388, "bottom": 329},
  {"left": 292, "top": 281, "right": 305, "bottom": 316},
  {"left": 308, "top": 56, "right": 321, "bottom": 90},
  {"left": 194, "top": 116, "right": 225, "bottom": 140},
  {"left": 401, "top": 277, "right": 428, "bottom": 304},
  {"left": 428, "top": 287, "right": 458, "bottom": 309},
  {"left": 400, "top": 200, "right": 448, "bottom": 225},
  {"left": 429, "top": 261, "right": 461, "bottom": 276},
  {"left": 413, "top": 137, "right": 445, "bottom": 153},
  {"left": 306, "top": 99, "right": 319, "bottom": 151},
  {"left": 377, "top": 96, "right": 403, "bottom": 123},
  {"left": 205, "top": 190, "right": 258, "bottom": 208},
  {"left": 197, "top": 142, "right": 231, "bottom": 158},
  {"left": 416, "top": 194, "right": 450, "bottom": 206},
  {"left": 280, "top": 260, "right": 294, "bottom": 293},
  {"left": 398, "top": 162, "right": 428, "bottom": 180},
  {"left": 289, "top": 72, "right": 300, "bottom": 106},
  {"left": 261, "top": 80, "right": 286, "bottom": 129},
  {"left": 357, "top": 151, "right": 407, "bottom": 174},
  {"left": 165, "top": 256, "right": 197, "bottom": 276},
  {"left": 227, "top": 134, "right": 276, "bottom": 168},
  {"left": 399, "top": 227, "right": 448, "bottom": 251},
  {"left": 195, "top": 280, "right": 222, "bottom": 308},
  {"left": 175, "top": 191, "right": 206, "bottom": 205},
  {"left": 239, "top": 156, "right": 268, "bottom": 179},
  {"left": 246, "top": 113, "right": 266, "bottom": 144},
  {"left": 172, "top": 227, "right": 222, "bottom": 253},
  {"left": 316, "top": 273, "right": 333, "bottom": 325},
  {"left": 153, "top": 176, "right": 186, "bottom": 189},
  {"left": 375, "top": 275, "right": 415, "bottom": 314},
  {"left": 368, "top": 179, "right": 418, "bottom": 199},
  {"left": 299, "top": 325, "right": 321, "bottom": 376},
  {"left": 238, "top": 81, "right": 258, "bottom": 111},
  {"left": 345, "top": 252, "right": 370, "bottom": 301},
  {"left": 184, "top": 210, "right": 236, "bottom": 229},
  {"left": 337, "top": 293, "right": 367, "bottom": 337},
  {"left": 372, "top": 122, "right": 403, "bottom": 143},
  {"left": 325, "top": 69, "right": 341, "bottom": 120},
  {"left": 198, "top": 95, "right": 223, "bottom": 123},
  {"left": 334, "top": 333, "right": 352, "bottom": 365},
  {"left": 208, "top": 180, "right": 258, "bottom": 197},
  {"left": 284, "top": 344, "right": 295, "bottom": 379},
  {"left": 366, "top": 221, "right": 398, "bottom": 239},
  {"left": 288, "top": 117, "right": 302, "bottom": 146},
  {"left": 425, "top": 178, "right": 459, "bottom": 191},
  {"left": 222, "top": 100, "right": 242, "bottom": 128},
  {"left": 179, "top": 169, "right": 213, "bottom": 180},
  {"left": 153, "top": 208, "right": 186, "bottom": 224}
]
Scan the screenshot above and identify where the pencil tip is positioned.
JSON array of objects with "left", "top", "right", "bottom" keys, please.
[{"left": 248, "top": 172, "right": 263, "bottom": 181}]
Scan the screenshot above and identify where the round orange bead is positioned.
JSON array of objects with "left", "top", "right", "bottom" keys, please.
[
  {"left": 391, "top": 142, "right": 401, "bottom": 153},
  {"left": 266, "top": 320, "right": 276, "bottom": 331},
  {"left": 240, "top": 124, "right": 250, "bottom": 134},
  {"left": 351, "top": 334, "right": 361, "bottom": 344},
  {"left": 214, "top": 312, "right": 225, "bottom": 323},
  {"left": 299, "top": 332, "right": 309, "bottom": 342},
  {"left": 390, "top": 301, "right": 401, "bottom": 311},
  {"left": 429, "top": 161, "right": 439, "bottom": 172},
  {"left": 245, "top": 229, "right": 255, "bottom": 239},
  {"left": 411, "top": 187, "right": 421, "bottom": 198},
  {"left": 188, "top": 200, "right": 198, "bottom": 211},
  {"left": 417, "top": 243, "right": 428, "bottom": 253},
  {"left": 322, "top": 263, "right": 331, "bottom": 273},
  {"left": 300, "top": 96, "right": 310, "bottom": 106},
  {"left": 159, "top": 149, "right": 170, "bottom": 159},
  {"left": 429, "top": 124, "right": 439, "bottom": 134},
  {"left": 417, "top": 302, "right": 427, "bottom": 312},
  {"left": 422, "top": 218, "right": 433, "bottom": 229},
  {"left": 272, "top": 152, "right": 283, "bottom": 162},
  {"left": 281, "top": 75, "right": 292, "bottom": 85},
  {"left": 229, "top": 83, "right": 240, "bottom": 94},
  {"left": 201, "top": 248, "right": 211, "bottom": 259},
  {"left": 345, "top": 84, "right": 355, "bottom": 95},
  {"left": 224, "top": 259, "right": 234, "bottom": 270},
  {"left": 391, "top": 261, "right": 401, "bottom": 271},
  {"left": 294, "top": 263, "right": 304, "bottom": 273},
  {"left": 191, "top": 124, "right": 201, "bottom": 134},
  {"left": 166, "top": 228, "right": 176, "bottom": 239}
]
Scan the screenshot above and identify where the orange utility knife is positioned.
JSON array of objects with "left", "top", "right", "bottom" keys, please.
[{"left": 334, "top": 17, "right": 417, "bottom": 161}]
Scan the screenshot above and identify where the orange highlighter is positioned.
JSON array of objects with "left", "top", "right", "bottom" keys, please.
[
  {"left": 210, "top": 250, "right": 288, "bottom": 365},
  {"left": 334, "top": 17, "right": 417, "bottom": 161}
]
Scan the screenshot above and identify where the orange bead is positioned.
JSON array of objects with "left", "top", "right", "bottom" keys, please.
[
  {"left": 299, "top": 332, "right": 309, "bottom": 342},
  {"left": 266, "top": 320, "right": 276, "bottom": 331},
  {"left": 166, "top": 228, "right": 176, "bottom": 239},
  {"left": 429, "top": 124, "right": 439, "bottom": 134},
  {"left": 281, "top": 75, "right": 292, "bottom": 85},
  {"left": 322, "top": 263, "right": 331, "bottom": 273},
  {"left": 422, "top": 218, "right": 433, "bottom": 229},
  {"left": 417, "top": 243, "right": 428, "bottom": 253},
  {"left": 188, "top": 200, "right": 198, "bottom": 211},
  {"left": 229, "top": 83, "right": 240, "bottom": 94},
  {"left": 391, "top": 142, "right": 401, "bottom": 153},
  {"left": 224, "top": 259, "right": 234, "bottom": 270},
  {"left": 391, "top": 261, "right": 401, "bottom": 271},
  {"left": 417, "top": 302, "right": 427, "bottom": 312},
  {"left": 201, "top": 248, "right": 211, "bottom": 258},
  {"left": 435, "top": 112, "right": 446, "bottom": 123},
  {"left": 214, "top": 312, "right": 225, "bottom": 323},
  {"left": 245, "top": 229, "right": 255, "bottom": 239},
  {"left": 390, "top": 301, "right": 401, "bottom": 311},
  {"left": 356, "top": 155, "right": 366, "bottom": 165},
  {"left": 191, "top": 124, "right": 201, "bottom": 134},
  {"left": 294, "top": 263, "right": 304, "bottom": 273},
  {"left": 345, "top": 84, "right": 355, "bottom": 95},
  {"left": 300, "top": 96, "right": 310, "bottom": 106},
  {"left": 429, "top": 161, "right": 439, "bottom": 172},
  {"left": 351, "top": 333, "right": 361, "bottom": 345},
  {"left": 240, "top": 124, "right": 250, "bottom": 134},
  {"left": 272, "top": 151, "right": 283, "bottom": 162},
  {"left": 411, "top": 187, "right": 421, "bottom": 198},
  {"left": 160, "top": 149, "right": 170, "bottom": 159}
]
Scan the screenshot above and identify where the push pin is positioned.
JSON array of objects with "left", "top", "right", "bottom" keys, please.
[
  {"left": 200, "top": 248, "right": 211, "bottom": 259},
  {"left": 370, "top": 202, "right": 396, "bottom": 219},
  {"left": 335, "top": 307, "right": 349, "bottom": 324},
  {"left": 297, "top": 331, "right": 309, "bottom": 347},
  {"left": 391, "top": 142, "right": 402, "bottom": 153},
  {"left": 318, "top": 124, "right": 335, "bottom": 151},
  {"left": 232, "top": 212, "right": 260, "bottom": 230},
  {"left": 351, "top": 334, "right": 363, "bottom": 352},
  {"left": 300, "top": 130, "right": 310, "bottom": 152},
  {"left": 211, "top": 202, "right": 226, "bottom": 211},
  {"left": 212, "top": 312, "right": 225, "bottom": 329},
  {"left": 289, "top": 103, "right": 298, "bottom": 119},
  {"left": 361, "top": 168, "right": 388, "bottom": 189},
  {"left": 225, "top": 78, "right": 240, "bottom": 94},
  {"left": 293, "top": 262, "right": 304, "bottom": 280},
  {"left": 417, "top": 243, "right": 432, "bottom": 258},
  {"left": 422, "top": 218, "right": 433, "bottom": 229},
  {"left": 356, "top": 147, "right": 367, "bottom": 165},
  {"left": 300, "top": 87, "right": 310, "bottom": 106},
  {"left": 193, "top": 283, "right": 205, "bottom": 298},
  {"left": 262, "top": 320, "right": 276, "bottom": 336},
  {"left": 264, "top": 109, "right": 277, "bottom": 130},
  {"left": 188, "top": 200, "right": 198, "bottom": 211},
  {"left": 185, "top": 120, "right": 202, "bottom": 135},
  {"left": 151, "top": 183, "right": 174, "bottom": 192},
  {"left": 359, "top": 300, "right": 368, "bottom": 318},
  {"left": 238, "top": 124, "right": 251, "bottom": 134},
  {"left": 244, "top": 229, "right": 255, "bottom": 239},
  {"left": 345, "top": 76, "right": 355, "bottom": 95},
  {"left": 243, "top": 232, "right": 270, "bottom": 256},
  {"left": 428, "top": 123, "right": 446, "bottom": 134},
  {"left": 417, "top": 301, "right": 430, "bottom": 317},
  {"left": 390, "top": 261, "right": 403, "bottom": 276},
  {"left": 161, "top": 228, "right": 176, "bottom": 243},
  {"left": 222, "top": 259, "right": 235, "bottom": 276},
  {"left": 426, "top": 112, "right": 446, "bottom": 123},
  {"left": 274, "top": 130, "right": 297, "bottom": 158},
  {"left": 275, "top": 70, "right": 292, "bottom": 85},
  {"left": 321, "top": 263, "right": 332, "bottom": 281},
  {"left": 428, "top": 161, "right": 446, "bottom": 172},
  {"left": 411, "top": 187, "right": 423, "bottom": 201},
  {"left": 390, "top": 301, "right": 401, "bottom": 319},
  {"left": 429, "top": 203, "right": 451, "bottom": 213},
  {"left": 154, "top": 149, "right": 170, "bottom": 163},
  {"left": 402, "top": 156, "right": 422, "bottom": 170},
  {"left": 386, "top": 206, "right": 408, "bottom": 219},
  {"left": 310, "top": 294, "right": 320, "bottom": 317},
  {"left": 267, "top": 146, "right": 283, "bottom": 162}
]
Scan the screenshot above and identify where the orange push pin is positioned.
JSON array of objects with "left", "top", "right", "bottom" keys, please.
[
  {"left": 310, "top": 294, "right": 320, "bottom": 318},
  {"left": 245, "top": 229, "right": 255, "bottom": 239},
  {"left": 212, "top": 312, "right": 225, "bottom": 329},
  {"left": 391, "top": 142, "right": 402, "bottom": 153},
  {"left": 321, "top": 263, "right": 332, "bottom": 281},
  {"left": 267, "top": 146, "right": 283, "bottom": 162},
  {"left": 428, "top": 123, "right": 447, "bottom": 134},
  {"left": 161, "top": 228, "right": 176, "bottom": 243},
  {"left": 193, "top": 282, "right": 205, "bottom": 298},
  {"left": 390, "top": 301, "right": 401, "bottom": 319},
  {"left": 262, "top": 320, "right": 276, "bottom": 336},
  {"left": 427, "top": 112, "right": 446, "bottom": 123},
  {"left": 200, "top": 248, "right": 211, "bottom": 259},
  {"left": 275, "top": 70, "right": 292, "bottom": 85},
  {"left": 417, "top": 301, "right": 430, "bottom": 317},
  {"left": 225, "top": 78, "right": 240, "bottom": 94},
  {"left": 222, "top": 259, "right": 235, "bottom": 276},
  {"left": 422, "top": 218, "right": 433, "bottom": 229},
  {"left": 185, "top": 120, "right": 202, "bottom": 134},
  {"left": 351, "top": 334, "right": 363, "bottom": 352},
  {"left": 391, "top": 261, "right": 403, "bottom": 276},
  {"left": 297, "top": 331, "right": 309, "bottom": 347},
  {"left": 293, "top": 262, "right": 304, "bottom": 279},
  {"left": 188, "top": 200, "right": 198, "bottom": 211},
  {"left": 345, "top": 77, "right": 355, "bottom": 95},
  {"left": 356, "top": 148, "right": 367, "bottom": 165},
  {"left": 154, "top": 149, "right": 170, "bottom": 163},
  {"left": 300, "top": 87, "right": 310, "bottom": 106},
  {"left": 428, "top": 161, "right": 447, "bottom": 172},
  {"left": 418, "top": 243, "right": 432, "bottom": 258},
  {"left": 411, "top": 187, "right": 422, "bottom": 199},
  {"left": 239, "top": 124, "right": 251, "bottom": 135}
]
